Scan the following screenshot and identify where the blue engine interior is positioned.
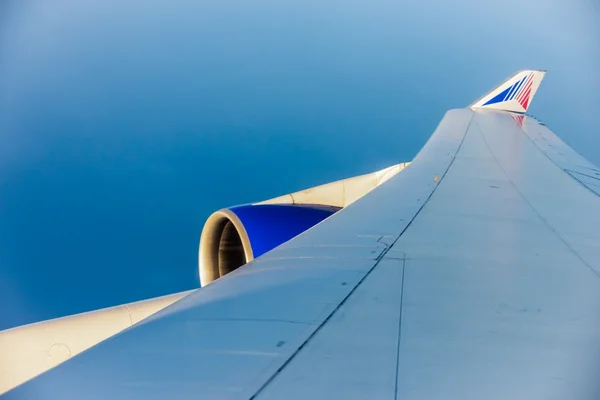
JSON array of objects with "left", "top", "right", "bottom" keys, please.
[
  {"left": 199, "top": 203, "right": 341, "bottom": 285},
  {"left": 230, "top": 204, "right": 340, "bottom": 258}
]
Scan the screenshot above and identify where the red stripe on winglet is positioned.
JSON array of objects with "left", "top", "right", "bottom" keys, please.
[
  {"left": 517, "top": 78, "right": 534, "bottom": 102},
  {"left": 519, "top": 89, "right": 531, "bottom": 110},
  {"left": 516, "top": 75, "right": 533, "bottom": 101}
]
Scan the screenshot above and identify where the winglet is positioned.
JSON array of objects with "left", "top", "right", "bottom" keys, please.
[{"left": 471, "top": 70, "right": 546, "bottom": 113}]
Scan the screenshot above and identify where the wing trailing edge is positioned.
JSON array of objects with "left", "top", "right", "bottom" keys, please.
[{"left": 471, "top": 70, "right": 546, "bottom": 113}]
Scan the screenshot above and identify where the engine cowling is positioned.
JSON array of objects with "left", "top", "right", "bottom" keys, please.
[
  {"left": 198, "top": 204, "right": 340, "bottom": 286},
  {"left": 198, "top": 162, "right": 410, "bottom": 286}
]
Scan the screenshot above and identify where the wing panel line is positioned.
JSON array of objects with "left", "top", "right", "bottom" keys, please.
[{"left": 393, "top": 257, "right": 407, "bottom": 400}]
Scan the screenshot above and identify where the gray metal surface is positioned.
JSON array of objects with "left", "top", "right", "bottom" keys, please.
[
  {"left": 5, "top": 109, "right": 600, "bottom": 399},
  {"left": 258, "top": 110, "right": 600, "bottom": 399},
  {"left": 521, "top": 116, "right": 600, "bottom": 197}
]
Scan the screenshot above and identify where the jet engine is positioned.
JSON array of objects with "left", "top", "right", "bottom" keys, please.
[
  {"left": 199, "top": 204, "right": 339, "bottom": 285},
  {"left": 198, "top": 162, "right": 409, "bottom": 286}
]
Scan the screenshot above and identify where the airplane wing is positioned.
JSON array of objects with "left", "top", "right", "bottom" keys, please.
[{"left": 5, "top": 70, "right": 600, "bottom": 399}]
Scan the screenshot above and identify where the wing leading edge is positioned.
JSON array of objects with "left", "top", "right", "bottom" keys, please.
[{"left": 6, "top": 71, "right": 600, "bottom": 400}]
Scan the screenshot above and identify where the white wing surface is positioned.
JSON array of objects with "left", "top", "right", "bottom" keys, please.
[{"left": 5, "top": 72, "right": 600, "bottom": 399}]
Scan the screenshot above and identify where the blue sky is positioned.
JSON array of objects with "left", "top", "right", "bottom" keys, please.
[{"left": 0, "top": 0, "right": 598, "bottom": 330}]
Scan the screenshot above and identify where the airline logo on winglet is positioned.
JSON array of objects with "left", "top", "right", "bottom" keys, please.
[
  {"left": 483, "top": 72, "right": 534, "bottom": 109},
  {"left": 471, "top": 70, "right": 546, "bottom": 113}
]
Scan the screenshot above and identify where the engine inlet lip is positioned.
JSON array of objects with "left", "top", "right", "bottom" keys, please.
[{"left": 199, "top": 209, "right": 254, "bottom": 286}]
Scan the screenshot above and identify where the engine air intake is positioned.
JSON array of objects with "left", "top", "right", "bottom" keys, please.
[{"left": 199, "top": 204, "right": 339, "bottom": 286}]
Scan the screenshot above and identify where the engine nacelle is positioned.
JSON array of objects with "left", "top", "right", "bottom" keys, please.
[
  {"left": 199, "top": 204, "right": 339, "bottom": 286},
  {"left": 198, "top": 162, "right": 410, "bottom": 286}
]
